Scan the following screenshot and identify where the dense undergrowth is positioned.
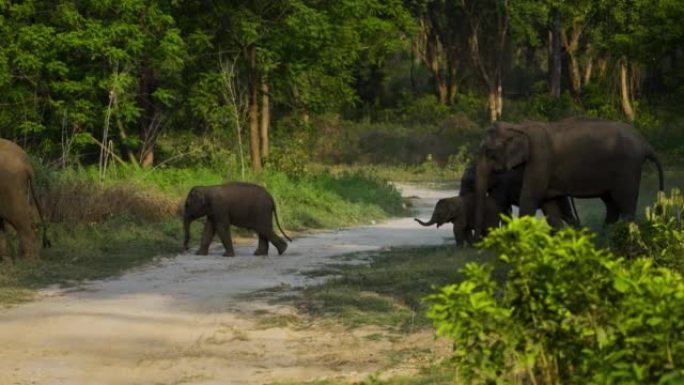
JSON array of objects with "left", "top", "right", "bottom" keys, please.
[
  {"left": 426, "top": 191, "right": 684, "bottom": 385},
  {"left": 0, "top": 165, "right": 408, "bottom": 305}
]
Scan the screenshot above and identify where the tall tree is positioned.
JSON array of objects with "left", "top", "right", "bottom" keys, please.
[{"left": 460, "top": 0, "right": 511, "bottom": 121}]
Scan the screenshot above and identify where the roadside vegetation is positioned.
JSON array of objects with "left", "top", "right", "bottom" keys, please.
[{"left": 0, "top": 165, "right": 409, "bottom": 305}]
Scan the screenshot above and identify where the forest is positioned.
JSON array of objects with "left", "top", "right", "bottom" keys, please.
[
  {"left": 1, "top": 0, "right": 683, "bottom": 168},
  {"left": 1, "top": 1, "right": 684, "bottom": 385}
]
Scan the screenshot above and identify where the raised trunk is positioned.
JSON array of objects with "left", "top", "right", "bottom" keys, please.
[
  {"left": 474, "top": 156, "right": 491, "bottom": 239},
  {"left": 182, "top": 217, "right": 192, "bottom": 250},
  {"left": 620, "top": 58, "right": 635, "bottom": 122}
]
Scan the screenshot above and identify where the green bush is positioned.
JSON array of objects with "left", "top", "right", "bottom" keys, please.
[
  {"left": 608, "top": 189, "right": 684, "bottom": 272},
  {"left": 426, "top": 216, "right": 684, "bottom": 385}
]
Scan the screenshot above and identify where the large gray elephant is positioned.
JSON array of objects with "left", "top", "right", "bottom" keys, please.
[
  {"left": 182, "top": 182, "right": 292, "bottom": 256},
  {"left": 474, "top": 117, "right": 664, "bottom": 237},
  {"left": 0, "top": 138, "right": 51, "bottom": 261},
  {"left": 459, "top": 163, "right": 580, "bottom": 228},
  {"left": 415, "top": 195, "right": 501, "bottom": 247}
]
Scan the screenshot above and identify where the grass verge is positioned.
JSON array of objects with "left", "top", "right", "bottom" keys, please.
[
  {"left": 290, "top": 245, "right": 500, "bottom": 332},
  {"left": 266, "top": 244, "right": 501, "bottom": 385},
  {"left": 1, "top": 166, "right": 408, "bottom": 306}
]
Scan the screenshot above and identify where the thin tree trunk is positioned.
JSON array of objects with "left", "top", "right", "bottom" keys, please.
[
  {"left": 620, "top": 57, "right": 635, "bottom": 121},
  {"left": 561, "top": 23, "right": 584, "bottom": 97},
  {"left": 246, "top": 45, "right": 262, "bottom": 171},
  {"left": 549, "top": 8, "right": 561, "bottom": 98},
  {"left": 583, "top": 57, "right": 593, "bottom": 85},
  {"left": 259, "top": 80, "right": 269, "bottom": 158},
  {"left": 138, "top": 66, "right": 160, "bottom": 168}
]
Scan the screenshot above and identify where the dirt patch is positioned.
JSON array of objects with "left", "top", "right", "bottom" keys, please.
[{"left": 0, "top": 183, "right": 456, "bottom": 385}]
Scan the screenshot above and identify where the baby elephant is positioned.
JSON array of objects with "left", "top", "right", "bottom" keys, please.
[
  {"left": 182, "top": 182, "right": 292, "bottom": 256},
  {"left": 415, "top": 195, "right": 501, "bottom": 247}
]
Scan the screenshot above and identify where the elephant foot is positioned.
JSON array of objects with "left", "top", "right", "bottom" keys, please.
[
  {"left": 254, "top": 250, "right": 268, "bottom": 256},
  {"left": 196, "top": 249, "right": 209, "bottom": 256},
  {"left": 276, "top": 243, "right": 287, "bottom": 256},
  {"left": 223, "top": 251, "right": 235, "bottom": 257}
]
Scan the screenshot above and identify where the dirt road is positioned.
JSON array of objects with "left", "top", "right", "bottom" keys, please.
[{"left": 0, "top": 183, "right": 456, "bottom": 385}]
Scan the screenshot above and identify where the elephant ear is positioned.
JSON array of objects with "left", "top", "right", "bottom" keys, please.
[{"left": 502, "top": 129, "right": 529, "bottom": 170}]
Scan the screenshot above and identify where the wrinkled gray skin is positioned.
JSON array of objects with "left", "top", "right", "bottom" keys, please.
[
  {"left": 459, "top": 162, "right": 580, "bottom": 227},
  {"left": 474, "top": 117, "right": 665, "bottom": 238},
  {"left": 182, "top": 182, "right": 292, "bottom": 257},
  {"left": 0, "top": 138, "right": 51, "bottom": 261},
  {"left": 415, "top": 195, "right": 500, "bottom": 247}
]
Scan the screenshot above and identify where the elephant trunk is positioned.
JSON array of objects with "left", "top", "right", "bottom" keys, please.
[
  {"left": 474, "top": 155, "right": 492, "bottom": 239},
  {"left": 414, "top": 218, "right": 437, "bottom": 227},
  {"left": 182, "top": 216, "right": 192, "bottom": 251}
]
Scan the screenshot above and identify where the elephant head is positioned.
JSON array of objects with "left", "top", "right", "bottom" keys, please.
[
  {"left": 415, "top": 197, "right": 464, "bottom": 229},
  {"left": 182, "top": 186, "right": 210, "bottom": 250},
  {"left": 474, "top": 122, "right": 531, "bottom": 238}
]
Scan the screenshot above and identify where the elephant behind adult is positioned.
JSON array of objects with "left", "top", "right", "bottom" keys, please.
[
  {"left": 182, "top": 182, "right": 292, "bottom": 256},
  {"left": 415, "top": 195, "right": 501, "bottom": 247},
  {"left": 0, "top": 138, "right": 50, "bottom": 260},
  {"left": 474, "top": 117, "right": 664, "bottom": 237},
  {"left": 459, "top": 162, "right": 580, "bottom": 227}
]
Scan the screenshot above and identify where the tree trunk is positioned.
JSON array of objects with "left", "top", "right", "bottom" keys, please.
[
  {"left": 246, "top": 45, "right": 262, "bottom": 171},
  {"left": 138, "top": 65, "right": 160, "bottom": 168},
  {"left": 259, "top": 80, "right": 269, "bottom": 158},
  {"left": 583, "top": 57, "right": 593, "bottom": 85},
  {"left": 620, "top": 58, "right": 635, "bottom": 121},
  {"left": 549, "top": 8, "right": 561, "bottom": 98},
  {"left": 416, "top": 16, "right": 448, "bottom": 104},
  {"left": 561, "top": 22, "right": 584, "bottom": 97}
]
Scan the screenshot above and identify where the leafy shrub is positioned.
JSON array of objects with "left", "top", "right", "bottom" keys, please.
[
  {"left": 426, "top": 216, "right": 684, "bottom": 385},
  {"left": 608, "top": 189, "right": 684, "bottom": 272}
]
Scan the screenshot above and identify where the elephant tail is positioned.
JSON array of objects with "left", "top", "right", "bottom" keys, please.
[
  {"left": 28, "top": 176, "right": 52, "bottom": 248},
  {"left": 646, "top": 153, "right": 665, "bottom": 192},
  {"left": 272, "top": 203, "right": 292, "bottom": 242}
]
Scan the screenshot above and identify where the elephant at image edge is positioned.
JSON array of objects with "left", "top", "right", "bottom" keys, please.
[
  {"left": 415, "top": 195, "right": 501, "bottom": 247},
  {"left": 0, "top": 138, "right": 51, "bottom": 260},
  {"left": 182, "top": 182, "right": 292, "bottom": 256},
  {"left": 459, "top": 162, "right": 580, "bottom": 228},
  {"left": 474, "top": 117, "right": 664, "bottom": 238}
]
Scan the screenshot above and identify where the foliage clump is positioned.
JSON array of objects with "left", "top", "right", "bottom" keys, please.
[
  {"left": 426, "top": 216, "right": 684, "bottom": 385},
  {"left": 608, "top": 189, "right": 684, "bottom": 272}
]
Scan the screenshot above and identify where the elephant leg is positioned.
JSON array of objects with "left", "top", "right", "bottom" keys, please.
[
  {"left": 464, "top": 228, "right": 475, "bottom": 247},
  {"left": 254, "top": 234, "right": 270, "bottom": 256},
  {"left": 601, "top": 195, "right": 621, "bottom": 226},
  {"left": 0, "top": 219, "right": 13, "bottom": 263},
  {"left": 215, "top": 221, "right": 235, "bottom": 257},
  {"left": 452, "top": 225, "right": 465, "bottom": 248},
  {"left": 197, "top": 220, "right": 215, "bottom": 255},
  {"left": 268, "top": 231, "right": 288, "bottom": 255},
  {"left": 611, "top": 175, "right": 641, "bottom": 222},
  {"left": 11, "top": 218, "right": 38, "bottom": 261},
  {"left": 557, "top": 197, "right": 580, "bottom": 227},
  {"left": 541, "top": 201, "right": 565, "bottom": 229}
]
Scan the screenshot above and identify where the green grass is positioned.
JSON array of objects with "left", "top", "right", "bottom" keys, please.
[
  {"left": 0, "top": 218, "right": 181, "bottom": 304},
  {"left": 289, "top": 245, "right": 500, "bottom": 332},
  {"left": 1, "top": 166, "right": 409, "bottom": 305}
]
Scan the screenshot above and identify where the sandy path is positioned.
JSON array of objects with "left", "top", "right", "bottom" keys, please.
[{"left": 0, "top": 183, "right": 456, "bottom": 385}]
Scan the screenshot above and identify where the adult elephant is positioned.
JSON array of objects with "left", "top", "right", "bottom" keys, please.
[
  {"left": 0, "top": 139, "right": 51, "bottom": 261},
  {"left": 182, "top": 182, "right": 292, "bottom": 256},
  {"left": 474, "top": 117, "right": 664, "bottom": 238},
  {"left": 459, "top": 162, "right": 580, "bottom": 228}
]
